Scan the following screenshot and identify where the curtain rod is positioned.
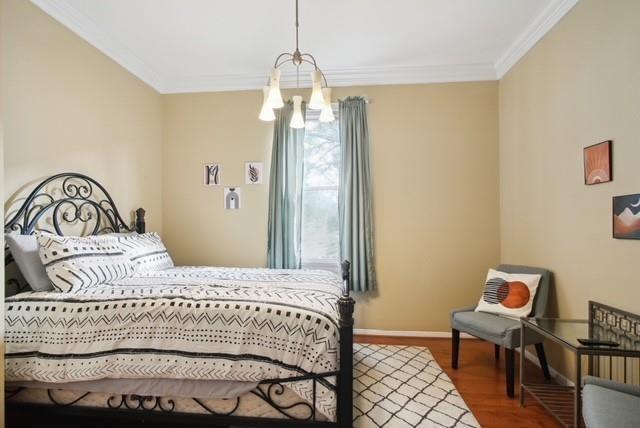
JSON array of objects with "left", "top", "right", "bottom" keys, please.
[{"left": 336, "top": 98, "right": 373, "bottom": 104}]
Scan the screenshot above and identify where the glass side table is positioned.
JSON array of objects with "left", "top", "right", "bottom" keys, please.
[{"left": 520, "top": 303, "right": 640, "bottom": 428}]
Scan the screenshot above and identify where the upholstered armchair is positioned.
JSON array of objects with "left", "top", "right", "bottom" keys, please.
[{"left": 450, "top": 264, "right": 553, "bottom": 397}]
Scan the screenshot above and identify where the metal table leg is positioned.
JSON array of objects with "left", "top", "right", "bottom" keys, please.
[
  {"left": 574, "top": 353, "right": 582, "bottom": 428},
  {"left": 520, "top": 319, "right": 526, "bottom": 406}
]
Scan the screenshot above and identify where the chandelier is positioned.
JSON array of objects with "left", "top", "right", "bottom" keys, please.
[{"left": 258, "top": 0, "right": 334, "bottom": 128}]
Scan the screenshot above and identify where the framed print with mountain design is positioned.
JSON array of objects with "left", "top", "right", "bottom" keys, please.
[
  {"left": 613, "top": 194, "right": 640, "bottom": 239},
  {"left": 245, "top": 162, "right": 263, "bottom": 184},
  {"left": 584, "top": 140, "right": 612, "bottom": 185}
]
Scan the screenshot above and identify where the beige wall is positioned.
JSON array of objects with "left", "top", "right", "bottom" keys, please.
[
  {"left": 499, "top": 0, "right": 640, "bottom": 373},
  {"left": 2, "top": 0, "right": 163, "bottom": 232},
  {"left": 163, "top": 83, "right": 500, "bottom": 331}
]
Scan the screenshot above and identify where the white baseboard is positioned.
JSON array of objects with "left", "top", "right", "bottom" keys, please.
[
  {"left": 354, "top": 328, "right": 477, "bottom": 339},
  {"left": 354, "top": 328, "right": 573, "bottom": 386}
]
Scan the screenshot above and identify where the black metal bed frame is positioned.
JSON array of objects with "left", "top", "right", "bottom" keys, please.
[{"left": 4, "top": 172, "right": 355, "bottom": 427}]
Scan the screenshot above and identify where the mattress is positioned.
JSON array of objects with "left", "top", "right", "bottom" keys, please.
[{"left": 5, "top": 266, "right": 342, "bottom": 419}]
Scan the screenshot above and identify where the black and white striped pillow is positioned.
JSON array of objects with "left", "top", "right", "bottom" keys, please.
[
  {"left": 117, "top": 232, "right": 174, "bottom": 273},
  {"left": 36, "top": 231, "right": 134, "bottom": 293}
]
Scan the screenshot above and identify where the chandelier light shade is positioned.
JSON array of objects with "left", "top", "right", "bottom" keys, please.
[
  {"left": 258, "top": 0, "right": 334, "bottom": 128},
  {"left": 266, "top": 68, "right": 284, "bottom": 109},
  {"left": 290, "top": 96, "right": 305, "bottom": 129},
  {"left": 308, "top": 70, "right": 325, "bottom": 110},
  {"left": 319, "top": 88, "right": 334, "bottom": 123},
  {"left": 259, "top": 86, "right": 276, "bottom": 121}
]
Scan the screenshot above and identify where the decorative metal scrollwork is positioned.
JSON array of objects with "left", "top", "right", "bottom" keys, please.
[
  {"left": 106, "top": 394, "right": 176, "bottom": 412},
  {"left": 5, "top": 387, "right": 25, "bottom": 400},
  {"left": 47, "top": 389, "right": 92, "bottom": 407},
  {"left": 251, "top": 383, "right": 315, "bottom": 421},
  {"left": 4, "top": 173, "right": 133, "bottom": 237},
  {"left": 192, "top": 397, "right": 240, "bottom": 416}
]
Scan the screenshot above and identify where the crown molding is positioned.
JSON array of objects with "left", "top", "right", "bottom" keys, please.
[
  {"left": 162, "top": 63, "right": 498, "bottom": 94},
  {"left": 31, "top": 0, "right": 166, "bottom": 92},
  {"left": 32, "top": 0, "right": 578, "bottom": 93},
  {"left": 494, "top": 0, "right": 580, "bottom": 78}
]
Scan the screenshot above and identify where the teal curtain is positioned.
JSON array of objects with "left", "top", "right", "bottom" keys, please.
[
  {"left": 339, "top": 97, "right": 376, "bottom": 291},
  {"left": 267, "top": 101, "right": 305, "bottom": 269}
]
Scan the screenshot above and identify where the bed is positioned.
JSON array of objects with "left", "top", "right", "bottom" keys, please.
[{"left": 4, "top": 172, "right": 355, "bottom": 427}]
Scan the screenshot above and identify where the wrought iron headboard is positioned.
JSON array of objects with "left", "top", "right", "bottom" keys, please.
[
  {"left": 4, "top": 172, "right": 145, "bottom": 237},
  {"left": 4, "top": 172, "right": 145, "bottom": 294}
]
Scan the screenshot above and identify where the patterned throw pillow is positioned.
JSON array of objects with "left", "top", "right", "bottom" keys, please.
[
  {"left": 116, "top": 232, "right": 174, "bottom": 273},
  {"left": 475, "top": 269, "right": 541, "bottom": 318},
  {"left": 36, "top": 231, "right": 134, "bottom": 293}
]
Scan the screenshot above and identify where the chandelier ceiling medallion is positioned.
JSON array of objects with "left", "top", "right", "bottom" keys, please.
[{"left": 259, "top": 0, "right": 334, "bottom": 128}]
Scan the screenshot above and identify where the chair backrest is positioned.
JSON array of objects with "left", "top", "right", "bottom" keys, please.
[{"left": 496, "top": 264, "right": 553, "bottom": 318}]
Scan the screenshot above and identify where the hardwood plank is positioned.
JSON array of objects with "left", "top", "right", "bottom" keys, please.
[{"left": 356, "top": 335, "right": 563, "bottom": 428}]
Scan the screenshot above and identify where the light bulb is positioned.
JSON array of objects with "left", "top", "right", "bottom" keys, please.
[
  {"left": 259, "top": 86, "right": 276, "bottom": 121},
  {"left": 319, "top": 88, "right": 335, "bottom": 122},
  {"left": 308, "top": 70, "right": 325, "bottom": 110},
  {"left": 290, "top": 96, "right": 305, "bottom": 128},
  {"left": 266, "top": 68, "right": 284, "bottom": 109}
]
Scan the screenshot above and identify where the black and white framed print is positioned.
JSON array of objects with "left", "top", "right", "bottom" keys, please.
[
  {"left": 245, "top": 162, "right": 263, "bottom": 184},
  {"left": 203, "top": 163, "right": 221, "bottom": 186},
  {"left": 224, "top": 187, "right": 241, "bottom": 209}
]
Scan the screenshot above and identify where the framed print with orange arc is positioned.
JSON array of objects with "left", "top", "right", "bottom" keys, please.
[{"left": 584, "top": 140, "right": 612, "bottom": 185}]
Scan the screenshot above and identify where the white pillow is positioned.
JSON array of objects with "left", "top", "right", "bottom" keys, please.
[
  {"left": 36, "top": 231, "right": 134, "bottom": 293},
  {"left": 5, "top": 233, "right": 53, "bottom": 291},
  {"left": 475, "top": 269, "right": 541, "bottom": 318},
  {"left": 116, "top": 232, "right": 174, "bottom": 273}
]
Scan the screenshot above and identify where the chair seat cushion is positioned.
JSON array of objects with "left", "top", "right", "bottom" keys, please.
[
  {"left": 583, "top": 383, "right": 640, "bottom": 428},
  {"left": 452, "top": 311, "right": 519, "bottom": 342},
  {"left": 451, "top": 310, "right": 545, "bottom": 348}
]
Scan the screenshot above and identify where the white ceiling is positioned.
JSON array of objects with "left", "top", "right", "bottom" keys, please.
[{"left": 31, "top": 0, "right": 579, "bottom": 93}]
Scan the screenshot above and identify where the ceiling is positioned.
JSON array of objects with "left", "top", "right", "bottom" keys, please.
[{"left": 31, "top": 0, "right": 579, "bottom": 93}]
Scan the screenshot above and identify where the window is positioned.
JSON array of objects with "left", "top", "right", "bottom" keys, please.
[{"left": 301, "top": 107, "right": 340, "bottom": 272}]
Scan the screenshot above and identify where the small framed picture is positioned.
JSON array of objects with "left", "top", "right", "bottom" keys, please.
[
  {"left": 613, "top": 193, "right": 640, "bottom": 239},
  {"left": 204, "top": 163, "right": 221, "bottom": 186},
  {"left": 224, "top": 187, "right": 241, "bottom": 210},
  {"left": 583, "top": 141, "right": 612, "bottom": 185},
  {"left": 245, "top": 162, "right": 263, "bottom": 185}
]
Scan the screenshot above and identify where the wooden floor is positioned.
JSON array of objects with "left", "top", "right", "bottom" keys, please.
[{"left": 356, "top": 335, "right": 562, "bottom": 428}]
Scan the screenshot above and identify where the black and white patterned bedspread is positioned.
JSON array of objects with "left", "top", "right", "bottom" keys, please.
[{"left": 4, "top": 266, "right": 343, "bottom": 418}]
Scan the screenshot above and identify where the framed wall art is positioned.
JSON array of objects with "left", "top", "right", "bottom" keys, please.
[
  {"left": 245, "top": 162, "right": 263, "bottom": 185},
  {"left": 224, "top": 187, "right": 241, "bottom": 210},
  {"left": 613, "top": 193, "right": 640, "bottom": 239},
  {"left": 204, "top": 163, "right": 221, "bottom": 186},
  {"left": 584, "top": 140, "right": 612, "bottom": 185}
]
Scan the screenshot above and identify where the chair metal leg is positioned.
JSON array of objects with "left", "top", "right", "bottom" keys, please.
[
  {"left": 452, "top": 329, "right": 460, "bottom": 369},
  {"left": 505, "top": 348, "right": 515, "bottom": 398},
  {"left": 494, "top": 344, "right": 500, "bottom": 361},
  {"left": 535, "top": 343, "right": 552, "bottom": 380}
]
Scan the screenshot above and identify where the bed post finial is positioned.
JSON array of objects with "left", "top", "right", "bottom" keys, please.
[
  {"left": 135, "top": 208, "right": 146, "bottom": 233},
  {"left": 341, "top": 260, "right": 351, "bottom": 297},
  {"left": 337, "top": 259, "right": 354, "bottom": 428}
]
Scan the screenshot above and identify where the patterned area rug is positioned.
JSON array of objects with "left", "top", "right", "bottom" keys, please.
[{"left": 354, "top": 344, "right": 479, "bottom": 428}]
